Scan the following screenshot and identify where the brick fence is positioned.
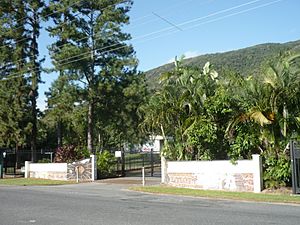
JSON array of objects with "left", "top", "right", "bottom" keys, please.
[{"left": 161, "top": 154, "right": 262, "bottom": 193}]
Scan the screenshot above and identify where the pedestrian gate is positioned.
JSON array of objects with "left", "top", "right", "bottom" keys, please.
[{"left": 290, "top": 141, "right": 300, "bottom": 194}]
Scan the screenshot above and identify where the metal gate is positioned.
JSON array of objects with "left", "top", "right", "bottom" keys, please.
[
  {"left": 114, "top": 151, "right": 161, "bottom": 177},
  {"left": 290, "top": 141, "right": 300, "bottom": 194}
]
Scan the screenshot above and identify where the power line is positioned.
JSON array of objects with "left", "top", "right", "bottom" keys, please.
[
  {"left": 152, "top": 12, "right": 183, "bottom": 31},
  {"left": 184, "top": 0, "right": 284, "bottom": 30},
  {"left": 1, "top": 0, "right": 210, "bottom": 68},
  {"left": 1, "top": 0, "right": 194, "bottom": 68},
  {"left": 0, "top": 0, "right": 283, "bottom": 81},
  {"left": 128, "top": 0, "right": 213, "bottom": 30},
  {"left": 55, "top": 0, "right": 268, "bottom": 65},
  {"left": 0, "top": 0, "right": 131, "bottom": 50}
]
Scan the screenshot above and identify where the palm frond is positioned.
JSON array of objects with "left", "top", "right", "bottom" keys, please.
[{"left": 248, "top": 111, "right": 272, "bottom": 126}]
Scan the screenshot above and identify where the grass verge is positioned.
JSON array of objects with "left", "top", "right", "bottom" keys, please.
[
  {"left": 130, "top": 186, "right": 300, "bottom": 204},
  {"left": 0, "top": 178, "right": 75, "bottom": 186}
]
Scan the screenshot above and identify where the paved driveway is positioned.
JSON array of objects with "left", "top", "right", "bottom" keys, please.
[{"left": 0, "top": 179, "right": 300, "bottom": 225}]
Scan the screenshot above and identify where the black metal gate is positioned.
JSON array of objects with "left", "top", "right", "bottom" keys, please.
[
  {"left": 290, "top": 141, "right": 300, "bottom": 194},
  {"left": 115, "top": 151, "right": 161, "bottom": 177}
]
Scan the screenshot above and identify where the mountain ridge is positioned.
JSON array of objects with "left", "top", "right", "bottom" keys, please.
[{"left": 145, "top": 39, "right": 300, "bottom": 88}]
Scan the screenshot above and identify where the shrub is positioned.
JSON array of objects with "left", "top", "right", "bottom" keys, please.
[
  {"left": 54, "top": 145, "right": 86, "bottom": 163},
  {"left": 97, "top": 150, "right": 116, "bottom": 178},
  {"left": 263, "top": 152, "right": 291, "bottom": 189},
  {"left": 37, "top": 158, "right": 51, "bottom": 163}
]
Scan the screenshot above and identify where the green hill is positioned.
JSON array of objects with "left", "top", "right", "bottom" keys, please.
[{"left": 146, "top": 39, "right": 300, "bottom": 88}]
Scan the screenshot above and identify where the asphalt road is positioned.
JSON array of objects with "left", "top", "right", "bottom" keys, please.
[{"left": 0, "top": 180, "right": 300, "bottom": 225}]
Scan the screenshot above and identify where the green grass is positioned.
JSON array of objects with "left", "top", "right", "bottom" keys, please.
[
  {"left": 0, "top": 178, "right": 75, "bottom": 186},
  {"left": 131, "top": 186, "right": 300, "bottom": 204}
]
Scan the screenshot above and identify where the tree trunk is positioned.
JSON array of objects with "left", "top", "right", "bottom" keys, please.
[
  {"left": 31, "top": 90, "right": 37, "bottom": 162},
  {"left": 57, "top": 119, "right": 62, "bottom": 147},
  {"left": 87, "top": 102, "right": 94, "bottom": 153},
  {"left": 30, "top": 9, "right": 39, "bottom": 163}
]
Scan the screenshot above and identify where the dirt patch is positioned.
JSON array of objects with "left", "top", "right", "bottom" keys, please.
[{"left": 262, "top": 187, "right": 292, "bottom": 195}]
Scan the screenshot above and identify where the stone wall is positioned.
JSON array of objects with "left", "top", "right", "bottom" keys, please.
[
  {"left": 67, "top": 158, "right": 93, "bottom": 181},
  {"left": 161, "top": 154, "right": 262, "bottom": 193}
]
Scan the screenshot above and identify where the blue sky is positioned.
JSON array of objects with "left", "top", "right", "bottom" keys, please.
[{"left": 38, "top": 0, "right": 300, "bottom": 110}]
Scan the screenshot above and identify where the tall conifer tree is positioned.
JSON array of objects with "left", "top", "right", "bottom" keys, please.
[{"left": 47, "top": 0, "right": 138, "bottom": 152}]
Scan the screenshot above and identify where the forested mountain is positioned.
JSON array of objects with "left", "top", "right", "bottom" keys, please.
[{"left": 146, "top": 39, "right": 300, "bottom": 88}]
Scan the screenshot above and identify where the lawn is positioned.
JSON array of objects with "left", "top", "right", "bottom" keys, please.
[
  {"left": 131, "top": 186, "right": 300, "bottom": 204},
  {"left": 0, "top": 178, "right": 75, "bottom": 186}
]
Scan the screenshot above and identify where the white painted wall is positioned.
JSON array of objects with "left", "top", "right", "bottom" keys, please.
[
  {"left": 162, "top": 154, "right": 263, "bottom": 193},
  {"left": 25, "top": 162, "right": 68, "bottom": 180},
  {"left": 29, "top": 163, "right": 68, "bottom": 172}
]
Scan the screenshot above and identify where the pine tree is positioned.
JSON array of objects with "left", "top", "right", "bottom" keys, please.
[
  {"left": 0, "top": 0, "right": 45, "bottom": 162},
  {"left": 0, "top": 0, "right": 32, "bottom": 166},
  {"left": 25, "top": 0, "right": 45, "bottom": 162},
  {"left": 47, "top": 0, "right": 138, "bottom": 152}
]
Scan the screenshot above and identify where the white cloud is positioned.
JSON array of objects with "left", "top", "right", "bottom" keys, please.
[
  {"left": 182, "top": 50, "right": 200, "bottom": 59},
  {"left": 166, "top": 50, "right": 200, "bottom": 64}
]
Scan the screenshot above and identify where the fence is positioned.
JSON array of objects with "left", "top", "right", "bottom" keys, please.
[
  {"left": 1, "top": 149, "right": 54, "bottom": 175},
  {"left": 161, "top": 154, "right": 263, "bottom": 193},
  {"left": 25, "top": 155, "right": 97, "bottom": 181},
  {"left": 113, "top": 152, "right": 161, "bottom": 177}
]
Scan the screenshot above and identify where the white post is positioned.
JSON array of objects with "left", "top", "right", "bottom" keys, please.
[
  {"left": 25, "top": 161, "right": 31, "bottom": 178},
  {"left": 142, "top": 167, "right": 145, "bottom": 186},
  {"left": 90, "top": 155, "right": 97, "bottom": 181},
  {"left": 76, "top": 166, "right": 79, "bottom": 183},
  {"left": 252, "top": 154, "right": 263, "bottom": 193},
  {"left": 161, "top": 156, "right": 167, "bottom": 184}
]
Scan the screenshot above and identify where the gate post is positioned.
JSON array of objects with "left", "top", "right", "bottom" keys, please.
[
  {"left": 150, "top": 148, "right": 154, "bottom": 177},
  {"left": 290, "top": 141, "right": 297, "bottom": 194},
  {"left": 0, "top": 152, "right": 3, "bottom": 179},
  {"left": 121, "top": 149, "right": 125, "bottom": 177}
]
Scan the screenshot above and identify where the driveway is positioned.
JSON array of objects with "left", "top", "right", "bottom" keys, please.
[{"left": 0, "top": 179, "right": 300, "bottom": 225}]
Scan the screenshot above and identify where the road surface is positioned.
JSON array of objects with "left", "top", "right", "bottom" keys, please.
[{"left": 0, "top": 179, "right": 299, "bottom": 225}]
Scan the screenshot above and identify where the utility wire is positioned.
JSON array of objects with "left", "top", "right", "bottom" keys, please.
[
  {"left": 55, "top": 0, "right": 268, "bottom": 65},
  {"left": 0, "top": 0, "right": 197, "bottom": 68},
  {"left": 152, "top": 12, "right": 183, "bottom": 31},
  {"left": 129, "top": 0, "right": 213, "bottom": 29},
  {"left": 0, "top": 0, "right": 131, "bottom": 50},
  {"left": 184, "top": 0, "right": 283, "bottom": 30},
  {"left": 1, "top": 0, "right": 283, "bottom": 81}
]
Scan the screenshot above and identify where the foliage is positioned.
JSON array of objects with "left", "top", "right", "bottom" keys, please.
[
  {"left": 263, "top": 152, "right": 291, "bottom": 188},
  {"left": 37, "top": 158, "right": 52, "bottom": 163},
  {"left": 140, "top": 60, "right": 231, "bottom": 160},
  {"left": 54, "top": 145, "right": 87, "bottom": 163},
  {"left": 45, "top": 0, "right": 140, "bottom": 152},
  {"left": 146, "top": 40, "right": 300, "bottom": 89},
  {"left": 96, "top": 150, "right": 116, "bottom": 178},
  {"left": 140, "top": 51, "right": 300, "bottom": 188}
]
